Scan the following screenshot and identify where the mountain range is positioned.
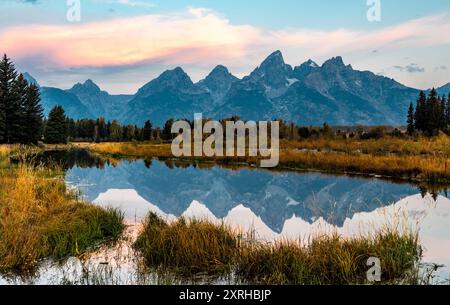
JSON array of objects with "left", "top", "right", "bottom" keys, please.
[{"left": 27, "top": 51, "right": 450, "bottom": 126}]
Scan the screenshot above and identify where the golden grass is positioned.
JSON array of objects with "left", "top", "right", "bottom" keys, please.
[
  {"left": 279, "top": 150, "right": 450, "bottom": 182},
  {"left": 134, "top": 213, "right": 238, "bottom": 276},
  {"left": 0, "top": 146, "right": 12, "bottom": 159},
  {"left": 134, "top": 213, "right": 421, "bottom": 284},
  {"left": 0, "top": 160, "right": 124, "bottom": 274},
  {"left": 282, "top": 133, "right": 450, "bottom": 157},
  {"left": 237, "top": 231, "right": 420, "bottom": 285},
  {"left": 90, "top": 142, "right": 173, "bottom": 158},
  {"left": 89, "top": 135, "right": 450, "bottom": 183}
]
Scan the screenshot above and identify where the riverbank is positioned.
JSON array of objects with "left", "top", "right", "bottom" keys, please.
[
  {"left": 86, "top": 134, "right": 450, "bottom": 184},
  {"left": 0, "top": 146, "right": 125, "bottom": 274},
  {"left": 0, "top": 144, "right": 441, "bottom": 284}
]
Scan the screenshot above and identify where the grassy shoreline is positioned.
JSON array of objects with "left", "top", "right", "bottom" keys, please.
[
  {"left": 0, "top": 146, "right": 125, "bottom": 274},
  {"left": 0, "top": 143, "right": 437, "bottom": 283},
  {"left": 87, "top": 135, "right": 450, "bottom": 184}
]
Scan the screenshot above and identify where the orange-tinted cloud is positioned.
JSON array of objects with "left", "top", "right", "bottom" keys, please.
[
  {"left": 0, "top": 8, "right": 260, "bottom": 68},
  {"left": 2, "top": 9, "right": 449, "bottom": 70}
]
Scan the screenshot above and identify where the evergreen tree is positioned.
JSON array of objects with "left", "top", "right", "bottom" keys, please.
[
  {"left": 414, "top": 91, "right": 427, "bottom": 131},
  {"left": 407, "top": 103, "right": 415, "bottom": 135},
  {"left": 162, "top": 118, "right": 174, "bottom": 140},
  {"left": 22, "top": 84, "right": 44, "bottom": 144},
  {"left": 67, "top": 118, "right": 77, "bottom": 140},
  {"left": 44, "top": 105, "right": 68, "bottom": 144},
  {"left": 0, "top": 80, "right": 5, "bottom": 143},
  {"left": 13, "top": 74, "right": 29, "bottom": 142},
  {"left": 0, "top": 54, "right": 18, "bottom": 143},
  {"left": 427, "top": 88, "right": 441, "bottom": 135},
  {"left": 445, "top": 93, "right": 450, "bottom": 126},
  {"left": 143, "top": 120, "right": 153, "bottom": 141},
  {"left": 440, "top": 95, "right": 448, "bottom": 131}
]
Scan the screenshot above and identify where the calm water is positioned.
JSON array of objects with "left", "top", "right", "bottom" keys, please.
[{"left": 3, "top": 150, "right": 449, "bottom": 284}]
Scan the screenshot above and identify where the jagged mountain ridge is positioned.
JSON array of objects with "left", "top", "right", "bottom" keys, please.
[{"left": 28, "top": 50, "right": 450, "bottom": 126}]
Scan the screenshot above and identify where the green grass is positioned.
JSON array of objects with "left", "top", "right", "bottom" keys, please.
[
  {"left": 0, "top": 148, "right": 125, "bottom": 274},
  {"left": 134, "top": 213, "right": 422, "bottom": 285},
  {"left": 237, "top": 231, "right": 420, "bottom": 285},
  {"left": 134, "top": 213, "right": 239, "bottom": 276}
]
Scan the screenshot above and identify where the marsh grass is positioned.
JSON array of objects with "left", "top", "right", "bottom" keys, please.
[
  {"left": 237, "top": 231, "right": 420, "bottom": 285},
  {"left": 282, "top": 133, "right": 450, "bottom": 157},
  {"left": 90, "top": 136, "right": 450, "bottom": 183},
  {"left": 134, "top": 213, "right": 421, "bottom": 285},
  {"left": 134, "top": 213, "right": 239, "bottom": 276},
  {"left": 0, "top": 156, "right": 125, "bottom": 274}
]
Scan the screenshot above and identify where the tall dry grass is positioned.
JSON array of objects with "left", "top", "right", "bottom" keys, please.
[
  {"left": 237, "top": 230, "right": 420, "bottom": 285},
  {"left": 134, "top": 213, "right": 238, "bottom": 276},
  {"left": 282, "top": 133, "right": 450, "bottom": 157},
  {"left": 279, "top": 150, "right": 450, "bottom": 182},
  {"left": 90, "top": 137, "right": 450, "bottom": 183},
  {"left": 134, "top": 213, "right": 421, "bottom": 285},
  {"left": 0, "top": 162, "right": 124, "bottom": 274},
  {"left": 91, "top": 142, "right": 173, "bottom": 158}
]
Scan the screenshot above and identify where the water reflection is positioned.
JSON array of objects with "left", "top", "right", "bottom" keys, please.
[
  {"left": 68, "top": 159, "right": 422, "bottom": 231},
  {"left": 15, "top": 149, "right": 450, "bottom": 282}
]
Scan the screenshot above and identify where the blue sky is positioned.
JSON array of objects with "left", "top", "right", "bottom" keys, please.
[{"left": 1, "top": 0, "right": 449, "bottom": 93}]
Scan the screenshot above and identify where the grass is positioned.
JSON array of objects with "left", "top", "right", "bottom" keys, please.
[
  {"left": 134, "top": 213, "right": 422, "bottom": 285},
  {"left": 279, "top": 150, "right": 450, "bottom": 183},
  {"left": 282, "top": 133, "right": 450, "bottom": 157},
  {"left": 89, "top": 135, "right": 450, "bottom": 183},
  {"left": 134, "top": 213, "right": 239, "bottom": 276},
  {"left": 237, "top": 231, "right": 420, "bottom": 285},
  {"left": 0, "top": 147, "right": 125, "bottom": 274}
]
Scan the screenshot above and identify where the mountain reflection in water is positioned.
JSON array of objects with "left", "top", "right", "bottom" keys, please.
[{"left": 38, "top": 150, "right": 450, "bottom": 280}]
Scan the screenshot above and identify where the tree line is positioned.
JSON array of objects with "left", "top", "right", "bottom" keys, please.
[
  {"left": 0, "top": 55, "right": 43, "bottom": 144},
  {"left": 407, "top": 89, "right": 450, "bottom": 136},
  {"left": 45, "top": 107, "right": 161, "bottom": 143}
]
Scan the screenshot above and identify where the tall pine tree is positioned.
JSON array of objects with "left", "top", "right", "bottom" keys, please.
[
  {"left": 428, "top": 89, "right": 442, "bottom": 135},
  {"left": 23, "top": 84, "right": 44, "bottom": 144},
  {"left": 407, "top": 103, "right": 415, "bottom": 135},
  {"left": 0, "top": 54, "right": 18, "bottom": 143},
  {"left": 0, "top": 77, "right": 4, "bottom": 143},
  {"left": 441, "top": 95, "right": 448, "bottom": 132},
  {"left": 44, "top": 105, "right": 68, "bottom": 144},
  {"left": 446, "top": 93, "right": 450, "bottom": 126},
  {"left": 143, "top": 120, "right": 153, "bottom": 141},
  {"left": 414, "top": 91, "right": 427, "bottom": 131},
  {"left": 11, "top": 74, "right": 28, "bottom": 142}
]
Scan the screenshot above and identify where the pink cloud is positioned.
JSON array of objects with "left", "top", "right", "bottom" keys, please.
[
  {"left": 0, "top": 8, "right": 260, "bottom": 68},
  {"left": 1, "top": 8, "right": 449, "bottom": 90},
  {"left": 2, "top": 8, "right": 448, "bottom": 69}
]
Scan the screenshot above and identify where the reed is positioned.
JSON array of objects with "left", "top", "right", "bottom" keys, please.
[
  {"left": 237, "top": 230, "right": 420, "bottom": 285},
  {"left": 134, "top": 213, "right": 238, "bottom": 276},
  {"left": 0, "top": 161, "right": 125, "bottom": 274},
  {"left": 134, "top": 213, "right": 421, "bottom": 285},
  {"left": 282, "top": 133, "right": 450, "bottom": 157}
]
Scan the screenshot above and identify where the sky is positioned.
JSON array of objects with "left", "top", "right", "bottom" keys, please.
[{"left": 0, "top": 0, "right": 449, "bottom": 94}]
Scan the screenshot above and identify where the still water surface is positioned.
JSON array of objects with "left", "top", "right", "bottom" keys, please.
[{"left": 2, "top": 150, "right": 449, "bottom": 284}]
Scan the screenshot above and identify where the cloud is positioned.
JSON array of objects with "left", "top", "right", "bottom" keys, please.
[
  {"left": 393, "top": 64, "right": 425, "bottom": 73},
  {"left": 2, "top": 0, "right": 41, "bottom": 4},
  {"left": 3, "top": 9, "right": 450, "bottom": 68},
  {"left": 0, "top": 8, "right": 260, "bottom": 69},
  {"left": 0, "top": 8, "right": 449, "bottom": 87},
  {"left": 94, "top": 0, "right": 156, "bottom": 7},
  {"left": 435, "top": 65, "right": 448, "bottom": 71}
]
